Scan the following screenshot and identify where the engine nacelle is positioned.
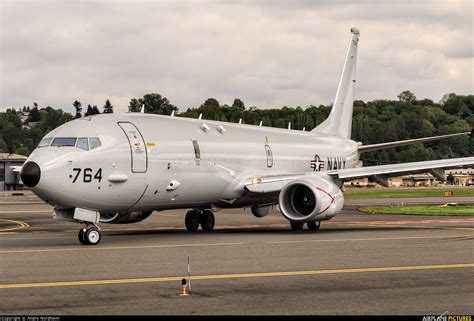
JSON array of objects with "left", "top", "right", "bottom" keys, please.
[
  {"left": 251, "top": 205, "right": 271, "bottom": 218},
  {"left": 278, "top": 177, "right": 344, "bottom": 223},
  {"left": 100, "top": 211, "right": 153, "bottom": 224}
]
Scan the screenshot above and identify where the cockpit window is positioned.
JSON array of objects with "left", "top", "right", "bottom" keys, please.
[
  {"left": 37, "top": 137, "right": 52, "bottom": 148},
  {"left": 89, "top": 137, "right": 101, "bottom": 150},
  {"left": 76, "top": 137, "right": 89, "bottom": 151},
  {"left": 51, "top": 137, "right": 77, "bottom": 147}
]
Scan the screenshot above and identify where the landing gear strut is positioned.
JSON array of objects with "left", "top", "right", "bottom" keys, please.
[
  {"left": 185, "top": 209, "right": 215, "bottom": 232},
  {"left": 78, "top": 225, "right": 101, "bottom": 245}
]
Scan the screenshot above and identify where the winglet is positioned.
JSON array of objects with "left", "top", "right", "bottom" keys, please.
[{"left": 140, "top": 105, "right": 145, "bottom": 113}]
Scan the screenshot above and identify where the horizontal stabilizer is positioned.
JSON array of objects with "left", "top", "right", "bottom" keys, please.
[{"left": 358, "top": 131, "right": 471, "bottom": 153}]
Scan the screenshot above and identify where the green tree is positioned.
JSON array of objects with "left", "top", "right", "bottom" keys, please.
[
  {"left": 142, "top": 93, "right": 177, "bottom": 115},
  {"left": 92, "top": 105, "right": 100, "bottom": 115},
  {"left": 84, "top": 104, "right": 94, "bottom": 116},
  {"left": 103, "top": 99, "right": 113, "bottom": 113},
  {"left": 232, "top": 98, "right": 245, "bottom": 111},
  {"left": 28, "top": 106, "right": 41, "bottom": 123},
  {"left": 0, "top": 138, "right": 7, "bottom": 152},
  {"left": 128, "top": 94, "right": 177, "bottom": 115},
  {"left": 73, "top": 100, "right": 82, "bottom": 119},
  {"left": 128, "top": 98, "right": 141, "bottom": 112},
  {"left": 397, "top": 90, "right": 416, "bottom": 103},
  {"left": 15, "top": 146, "right": 30, "bottom": 156}
]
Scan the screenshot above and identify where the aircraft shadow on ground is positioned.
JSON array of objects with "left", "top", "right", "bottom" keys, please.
[{"left": 105, "top": 225, "right": 428, "bottom": 237}]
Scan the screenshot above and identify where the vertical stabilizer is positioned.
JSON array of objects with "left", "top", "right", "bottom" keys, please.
[{"left": 312, "top": 28, "right": 360, "bottom": 138}]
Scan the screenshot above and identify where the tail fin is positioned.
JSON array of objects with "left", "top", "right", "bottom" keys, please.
[{"left": 312, "top": 27, "right": 360, "bottom": 138}]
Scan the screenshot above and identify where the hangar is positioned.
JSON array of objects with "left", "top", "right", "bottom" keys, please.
[{"left": 0, "top": 153, "right": 27, "bottom": 191}]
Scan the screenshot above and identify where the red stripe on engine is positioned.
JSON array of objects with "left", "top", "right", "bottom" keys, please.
[{"left": 314, "top": 186, "right": 335, "bottom": 215}]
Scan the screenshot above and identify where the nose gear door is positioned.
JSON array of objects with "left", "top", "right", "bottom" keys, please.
[{"left": 117, "top": 122, "right": 148, "bottom": 173}]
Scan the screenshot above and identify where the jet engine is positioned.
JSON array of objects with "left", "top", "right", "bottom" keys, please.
[
  {"left": 278, "top": 177, "right": 344, "bottom": 223},
  {"left": 100, "top": 211, "right": 153, "bottom": 224}
]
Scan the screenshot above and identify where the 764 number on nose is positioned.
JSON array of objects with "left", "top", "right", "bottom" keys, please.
[{"left": 71, "top": 168, "right": 102, "bottom": 183}]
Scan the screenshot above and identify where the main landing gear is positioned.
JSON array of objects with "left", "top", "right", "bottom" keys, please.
[
  {"left": 290, "top": 221, "right": 321, "bottom": 231},
  {"left": 78, "top": 224, "right": 102, "bottom": 245},
  {"left": 185, "top": 209, "right": 215, "bottom": 232}
]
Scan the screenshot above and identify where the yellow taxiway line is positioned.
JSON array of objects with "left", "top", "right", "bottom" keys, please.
[
  {"left": 267, "top": 234, "right": 473, "bottom": 245},
  {"left": 0, "top": 219, "right": 29, "bottom": 232},
  {"left": 0, "top": 263, "right": 472, "bottom": 290}
]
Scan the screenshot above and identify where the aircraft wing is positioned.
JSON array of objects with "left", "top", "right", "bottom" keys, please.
[
  {"left": 245, "top": 157, "right": 474, "bottom": 193},
  {"left": 329, "top": 157, "right": 474, "bottom": 183}
]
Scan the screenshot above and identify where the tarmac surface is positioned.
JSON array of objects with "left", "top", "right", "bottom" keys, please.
[{"left": 0, "top": 193, "right": 473, "bottom": 315}]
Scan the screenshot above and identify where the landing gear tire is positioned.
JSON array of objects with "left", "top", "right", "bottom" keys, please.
[
  {"left": 185, "top": 210, "right": 201, "bottom": 232},
  {"left": 78, "top": 228, "right": 87, "bottom": 245},
  {"left": 84, "top": 227, "right": 101, "bottom": 245},
  {"left": 307, "top": 221, "right": 321, "bottom": 231},
  {"left": 290, "top": 221, "right": 304, "bottom": 231},
  {"left": 200, "top": 210, "right": 215, "bottom": 231}
]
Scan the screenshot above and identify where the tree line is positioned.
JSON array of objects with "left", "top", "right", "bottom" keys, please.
[{"left": 0, "top": 91, "right": 472, "bottom": 165}]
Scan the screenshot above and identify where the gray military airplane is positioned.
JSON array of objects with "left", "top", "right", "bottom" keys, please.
[{"left": 20, "top": 28, "right": 473, "bottom": 245}]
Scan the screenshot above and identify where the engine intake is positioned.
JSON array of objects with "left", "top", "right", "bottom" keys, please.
[{"left": 279, "top": 177, "right": 344, "bottom": 222}]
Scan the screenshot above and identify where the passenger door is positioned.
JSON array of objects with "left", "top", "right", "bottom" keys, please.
[{"left": 117, "top": 122, "right": 148, "bottom": 173}]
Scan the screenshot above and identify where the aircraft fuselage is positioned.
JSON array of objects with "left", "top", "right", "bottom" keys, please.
[{"left": 26, "top": 113, "right": 359, "bottom": 214}]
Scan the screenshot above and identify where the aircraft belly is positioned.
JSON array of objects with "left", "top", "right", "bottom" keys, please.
[{"left": 135, "top": 161, "right": 240, "bottom": 210}]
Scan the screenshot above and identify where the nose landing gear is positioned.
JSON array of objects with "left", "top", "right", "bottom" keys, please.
[
  {"left": 185, "top": 209, "right": 215, "bottom": 232},
  {"left": 78, "top": 224, "right": 102, "bottom": 245}
]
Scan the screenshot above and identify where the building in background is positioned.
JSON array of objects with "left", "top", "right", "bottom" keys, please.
[
  {"left": 0, "top": 153, "right": 27, "bottom": 191},
  {"left": 345, "top": 168, "right": 474, "bottom": 188}
]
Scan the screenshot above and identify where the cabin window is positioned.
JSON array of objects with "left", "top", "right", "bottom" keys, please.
[
  {"left": 76, "top": 137, "right": 89, "bottom": 151},
  {"left": 37, "top": 137, "right": 52, "bottom": 148},
  {"left": 89, "top": 137, "right": 102, "bottom": 150},
  {"left": 192, "top": 140, "right": 201, "bottom": 160},
  {"left": 51, "top": 137, "right": 77, "bottom": 147}
]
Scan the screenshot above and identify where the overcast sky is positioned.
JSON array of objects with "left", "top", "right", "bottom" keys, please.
[{"left": 0, "top": 0, "right": 472, "bottom": 113}]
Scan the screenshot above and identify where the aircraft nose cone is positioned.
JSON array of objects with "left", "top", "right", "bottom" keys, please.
[{"left": 21, "top": 161, "right": 41, "bottom": 188}]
